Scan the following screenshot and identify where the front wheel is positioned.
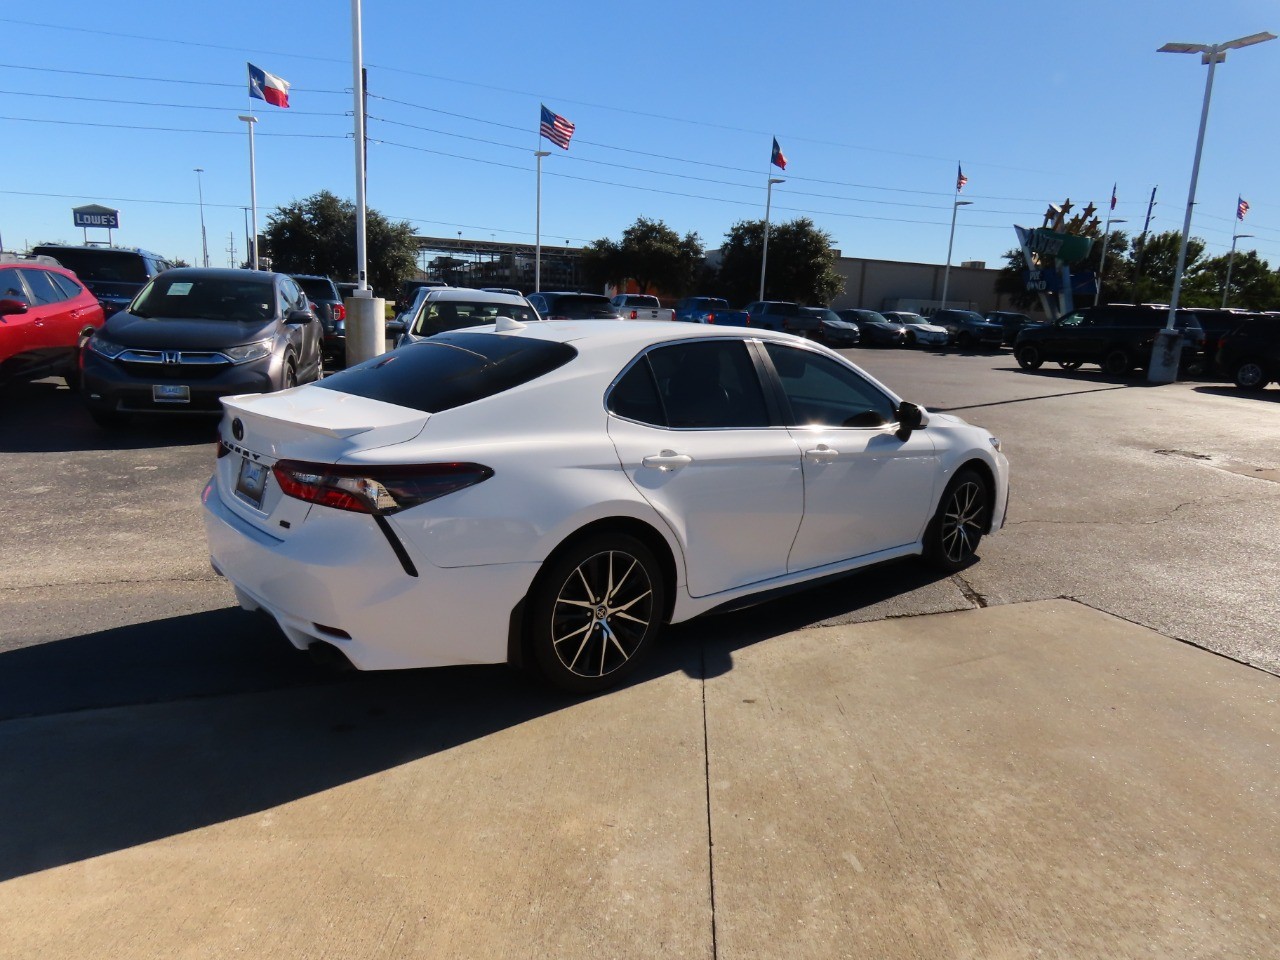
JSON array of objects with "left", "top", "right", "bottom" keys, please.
[
  {"left": 1016, "top": 345, "right": 1043, "bottom": 370},
  {"left": 529, "top": 534, "right": 667, "bottom": 694},
  {"left": 89, "top": 408, "right": 131, "bottom": 429},
  {"left": 1234, "top": 360, "right": 1269, "bottom": 391},
  {"left": 1102, "top": 348, "right": 1133, "bottom": 376},
  {"left": 923, "top": 469, "right": 990, "bottom": 572},
  {"left": 1058, "top": 360, "right": 1082, "bottom": 370},
  {"left": 958, "top": 332, "right": 975, "bottom": 350}
]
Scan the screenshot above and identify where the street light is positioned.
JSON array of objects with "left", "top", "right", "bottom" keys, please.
[
  {"left": 193, "top": 167, "right": 209, "bottom": 268},
  {"left": 1222, "top": 232, "right": 1255, "bottom": 308},
  {"left": 1149, "top": 29, "right": 1276, "bottom": 383},
  {"left": 1094, "top": 218, "right": 1126, "bottom": 306},
  {"left": 236, "top": 115, "right": 259, "bottom": 269},
  {"left": 939, "top": 199, "right": 972, "bottom": 309},
  {"left": 758, "top": 177, "right": 785, "bottom": 301},
  {"left": 534, "top": 149, "right": 551, "bottom": 292}
]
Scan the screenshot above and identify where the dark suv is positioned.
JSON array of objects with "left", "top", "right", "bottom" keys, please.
[
  {"left": 1014, "top": 304, "right": 1206, "bottom": 375},
  {"left": 290, "top": 275, "right": 346, "bottom": 367},
  {"left": 931, "top": 309, "right": 1004, "bottom": 350},
  {"left": 743, "top": 301, "right": 819, "bottom": 336},
  {"left": 525, "top": 292, "right": 620, "bottom": 320},
  {"left": 1214, "top": 314, "right": 1280, "bottom": 391},
  {"left": 31, "top": 244, "right": 173, "bottom": 320}
]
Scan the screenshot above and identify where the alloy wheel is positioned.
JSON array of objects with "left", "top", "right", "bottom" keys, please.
[
  {"left": 549, "top": 550, "right": 655, "bottom": 679},
  {"left": 940, "top": 480, "right": 986, "bottom": 565}
]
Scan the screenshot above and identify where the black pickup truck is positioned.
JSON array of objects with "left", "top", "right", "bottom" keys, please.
[{"left": 1014, "top": 304, "right": 1206, "bottom": 375}]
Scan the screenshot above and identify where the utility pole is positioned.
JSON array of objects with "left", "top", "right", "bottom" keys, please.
[
  {"left": 226, "top": 231, "right": 237, "bottom": 268},
  {"left": 1130, "top": 186, "right": 1158, "bottom": 304}
]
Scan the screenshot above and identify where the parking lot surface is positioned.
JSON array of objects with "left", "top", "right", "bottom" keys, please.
[{"left": 2, "top": 349, "right": 1278, "bottom": 958}]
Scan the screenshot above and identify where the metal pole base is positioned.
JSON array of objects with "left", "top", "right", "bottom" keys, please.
[
  {"left": 1146, "top": 329, "right": 1184, "bottom": 384},
  {"left": 345, "top": 295, "right": 387, "bottom": 367}
]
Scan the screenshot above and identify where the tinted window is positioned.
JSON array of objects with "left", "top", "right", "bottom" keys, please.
[
  {"left": 317, "top": 332, "right": 577, "bottom": 414},
  {"left": 413, "top": 300, "right": 539, "bottom": 336},
  {"left": 544, "top": 295, "right": 616, "bottom": 318},
  {"left": 645, "top": 340, "right": 770, "bottom": 429},
  {"left": 33, "top": 249, "right": 149, "bottom": 283},
  {"left": 131, "top": 274, "right": 277, "bottom": 321},
  {"left": 607, "top": 358, "right": 666, "bottom": 425},
  {"left": 764, "top": 343, "right": 897, "bottom": 428},
  {"left": 294, "top": 277, "right": 339, "bottom": 301},
  {"left": 19, "top": 269, "right": 64, "bottom": 305},
  {"left": 50, "top": 272, "right": 84, "bottom": 299},
  {"left": 0, "top": 268, "right": 28, "bottom": 302}
]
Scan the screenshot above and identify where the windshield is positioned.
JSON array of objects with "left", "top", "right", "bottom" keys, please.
[
  {"left": 37, "top": 249, "right": 149, "bottom": 284},
  {"left": 804, "top": 308, "right": 842, "bottom": 323},
  {"left": 896, "top": 313, "right": 926, "bottom": 324},
  {"left": 131, "top": 274, "right": 276, "bottom": 321}
]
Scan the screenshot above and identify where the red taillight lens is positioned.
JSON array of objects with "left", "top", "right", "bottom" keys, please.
[
  {"left": 334, "top": 302, "right": 346, "bottom": 322},
  {"left": 628, "top": 309, "right": 637, "bottom": 319},
  {"left": 272, "top": 460, "right": 494, "bottom": 515},
  {"left": 707, "top": 312, "right": 716, "bottom": 324}
]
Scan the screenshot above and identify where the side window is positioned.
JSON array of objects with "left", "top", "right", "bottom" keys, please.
[
  {"left": 763, "top": 343, "right": 897, "bottom": 428},
  {"left": 50, "top": 273, "right": 84, "bottom": 299},
  {"left": 1058, "top": 312, "right": 1084, "bottom": 327},
  {"left": 19, "top": 268, "right": 64, "bottom": 305},
  {"left": 645, "top": 340, "right": 770, "bottom": 429},
  {"left": 607, "top": 357, "right": 665, "bottom": 426},
  {"left": 289, "top": 280, "right": 308, "bottom": 312},
  {"left": 0, "top": 268, "right": 29, "bottom": 302}
]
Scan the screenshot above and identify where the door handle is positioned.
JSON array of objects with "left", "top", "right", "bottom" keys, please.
[
  {"left": 642, "top": 451, "right": 692, "bottom": 471},
  {"left": 805, "top": 444, "right": 839, "bottom": 462}
]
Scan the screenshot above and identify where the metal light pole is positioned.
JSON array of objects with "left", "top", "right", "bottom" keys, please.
[
  {"left": 344, "top": 0, "right": 385, "bottom": 366},
  {"left": 939, "top": 199, "right": 972, "bottom": 309},
  {"left": 236, "top": 115, "right": 259, "bottom": 269},
  {"left": 1149, "top": 30, "right": 1276, "bottom": 383},
  {"left": 758, "top": 176, "right": 784, "bottom": 301},
  {"left": 1222, "top": 231, "right": 1254, "bottom": 308},
  {"left": 1094, "top": 218, "right": 1126, "bottom": 306},
  {"left": 194, "top": 167, "right": 209, "bottom": 268},
  {"left": 535, "top": 150, "right": 550, "bottom": 292}
]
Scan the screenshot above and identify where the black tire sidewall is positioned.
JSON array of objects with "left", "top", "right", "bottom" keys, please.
[
  {"left": 1234, "top": 361, "right": 1267, "bottom": 390},
  {"left": 529, "top": 533, "right": 667, "bottom": 694},
  {"left": 923, "top": 468, "right": 990, "bottom": 572},
  {"left": 1016, "top": 345, "right": 1042, "bottom": 370}
]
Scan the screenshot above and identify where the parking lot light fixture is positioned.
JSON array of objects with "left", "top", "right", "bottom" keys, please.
[
  {"left": 1222, "top": 233, "right": 1255, "bottom": 308},
  {"left": 194, "top": 168, "right": 209, "bottom": 268},
  {"left": 939, "top": 200, "right": 972, "bottom": 309},
  {"left": 1149, "top": 30, "right": 1275, "bottom": 383}
]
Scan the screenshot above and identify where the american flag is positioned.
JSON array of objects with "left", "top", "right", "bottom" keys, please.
[
  {"left": 1237, "top": 196, "right": 1250, "bottom": 221},
  {"left": 540, "top": 105, "right": 575, "bottom": 150},
  {"left": 956, "top": 164, "right": 968, "bottom": 192},
  {"left": 1110, "top": 183, "right": 1117, "bottom": 211}
]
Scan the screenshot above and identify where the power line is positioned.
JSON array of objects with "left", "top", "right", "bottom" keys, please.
[
  {"left": 0, "top": 89, "right": 347, "bottom": 116},
  {"left": 0, "top": 61, "right": 348, "bottom": 94},
  {"left": 0, "top": 115, "right": 346, "bottom": 138}
]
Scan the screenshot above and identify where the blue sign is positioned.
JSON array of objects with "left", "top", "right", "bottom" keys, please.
[{"left": 73, "top": 205, "right": 120, "bottom": 229}]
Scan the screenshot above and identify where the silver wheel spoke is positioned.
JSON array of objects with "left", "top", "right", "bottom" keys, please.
[
  {"left": 565, "top": 625, "right": 595, "bottom": 672},
  {"left": 607, "top": 558, "right": 638, "bottom": 602},
  {"left": 574, "top": 566, "right": 595, "bottom": 602},
  {"left": 610, "top": 588, "right": 652, "bottom": 616},
  {"left": 556, "top": 597, "right": 596, "bottom": 610}
]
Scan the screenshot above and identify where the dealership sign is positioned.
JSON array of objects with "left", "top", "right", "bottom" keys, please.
[{"left": 73, "top": 204, "right": 120, "bottom": 229}]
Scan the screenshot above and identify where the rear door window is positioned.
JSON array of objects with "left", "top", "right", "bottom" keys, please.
[
  {"left": 643, "top": 340, "right": 771, "bottom": 428},
  {"left": 18, "top": 269, "right": 65, "bottom": 305}
]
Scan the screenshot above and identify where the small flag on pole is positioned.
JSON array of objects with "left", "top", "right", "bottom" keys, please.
[
  {"left": 771, "top": 138, "right": 787, "bottom": 170},
  {"left": 1237, "top": 196, "right": 1250, "bottom": 220},
  {"left": 540, "top": 105, "right": 575, "bottom": 150},
  {"left": 1110, "top": 183, "right": 1118, "bottom": 211},
  {"left": 956, "top": 165, "right": 968, "bottom": 192},
  {"left": 248, "top": 63, "right": 291, "bottom": 108}
]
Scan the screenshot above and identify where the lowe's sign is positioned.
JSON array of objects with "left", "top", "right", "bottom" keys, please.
[{"left": 73, "top": 204, "right": 120, "bottom": 229}]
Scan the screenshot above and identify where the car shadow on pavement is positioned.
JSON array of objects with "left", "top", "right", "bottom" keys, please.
[
  {"left": 1192, "top": 384, "right": 1280, "bottom": 404},
  {"left": 0, "top": 561, "right": 952, "bottom": 883},
  {"left": 0, "top": 380, "right": 217, "bottom": 453}
]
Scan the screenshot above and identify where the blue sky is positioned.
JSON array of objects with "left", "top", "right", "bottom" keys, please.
[{"left": 4, "top": 1, "right": 1280, "bottom": 280}]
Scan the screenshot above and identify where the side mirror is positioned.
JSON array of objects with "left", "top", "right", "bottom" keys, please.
[
  {"left": 896, "top": 400, "right": 926, "bottom": 441},
  {"left": 286, "top": 309, "right": 313, "bottom": 324},
  {"left": 386, "top": 318, "right": 407, "bottom": 336},
  {"left": 0, "top": 298, "right": 28, "bottom": 317}
]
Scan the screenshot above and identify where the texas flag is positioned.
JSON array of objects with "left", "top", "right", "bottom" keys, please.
[{"left": 248, "top": 63, "right": 290, "bottom": 108}]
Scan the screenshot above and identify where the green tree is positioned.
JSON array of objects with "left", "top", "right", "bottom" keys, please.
[
  {"left": 581, "top": 218, "right": 704, "bottom": 296},
  {"left": 1129, "top": 230, "right": 1205, "bottom": 305},
  {"left": 579, "top": 237, "right": 625, "bottom": 292},
  {"left": 1184, "top": 249, "right": 1280, "bottom": 310},
  {"left": 714, "top": 217, "right": 843, "bottom": 305},
  {"left": 262, "top": 190, "right": 418, "bottom": 298}
]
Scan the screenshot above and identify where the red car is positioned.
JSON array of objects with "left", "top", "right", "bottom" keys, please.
[{"left": 0, "top": 255, "right": 105, "bottom": 388}]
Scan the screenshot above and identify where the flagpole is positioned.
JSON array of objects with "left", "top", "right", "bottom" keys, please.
[
  {"left": 759, "top": 168, "right": 784, "bottom": 301},
  {"left": 351, "top": 0, "right": 369, "bottom": 293},
  {"left": 1095, "top": 187, "right": 1115, "bottom": 306},
  {"left": 236, "top": 113, "right": 259, "bottom": 270},
  {"left": 535, "top": 149, "right": 549, "bottom": 292},
  {"left": 1222, "top": 198, "right": 1241, "bottom": 308}
]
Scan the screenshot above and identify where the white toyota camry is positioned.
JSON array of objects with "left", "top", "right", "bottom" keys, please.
[{"left": 203, "top": 320, "right": 1009, "bottom": 692}]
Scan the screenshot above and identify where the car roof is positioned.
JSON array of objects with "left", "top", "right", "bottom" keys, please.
[
  {"left": 157, "top": 267, "right": 279, "bottom": 283},
  {"left": 424, "top": 287, "right": 532, "bottom": 305}
]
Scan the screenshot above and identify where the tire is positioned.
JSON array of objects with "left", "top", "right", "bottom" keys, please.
[
  {"left": 958, "top": 332, "right": 974, "bottom": 350},
  {"left": 1102, "top": 348, "right": 1133, "bottom": 376},
  {"left": 283, "top": 358, "right": 298, "bottom": 390},
  {"left": 905, "top": 331, "right": 917, "bottom": 347},
  {"left": 89, "top": 408, "right": 131, "bottom": 429},
  {"left": 1015, "top": 345, "right": 1043, "bottom": 370},
  {"left": 529, "top": 533, "right": 667, "bottom": 694},
  {"left": 1233, "top": 360, "right": 1269, "bottom": 391},
  {"left": 1058, "top": 360, "right": 1082, "bottom": 370},
  {"left": 923, "top": 468, "right": 990, "bottom": 572}
]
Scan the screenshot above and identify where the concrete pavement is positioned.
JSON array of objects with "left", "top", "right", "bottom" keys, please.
[{"left": 3, "top": 600, "right": 1277, "bottom": 959}]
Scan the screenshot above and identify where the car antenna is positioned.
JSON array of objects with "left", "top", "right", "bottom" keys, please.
[{"left": 494, "top": 316, "right": 527, "bottom": 333}]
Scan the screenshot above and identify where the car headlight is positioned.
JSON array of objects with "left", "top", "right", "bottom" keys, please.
[
  {"left": 87, "top": 334, "right": 127, "bottom": 359},
  {"left": 223, "top": 339, "right": 273, "bottom": 364},
  {"left": 989, "top": 436, "right": 1002, "bottom": 452}
]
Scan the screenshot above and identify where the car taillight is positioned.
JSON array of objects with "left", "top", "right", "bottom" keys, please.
[
  {"left": 333, "top": 302, "right": 346, "bottom": 322},
  {"left": 629, "top": 309, "right": 638, "bottom": 319},
  {"left": 272, "top": 460, "right": 493, "bottom": 515},
  {"left": 707, "top": 312, "right": 716, "bottom": 324}
]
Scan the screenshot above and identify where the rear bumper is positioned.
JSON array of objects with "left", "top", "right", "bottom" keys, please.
[{"left": 203, "top": 482, "right": 540, "bottom": 670}]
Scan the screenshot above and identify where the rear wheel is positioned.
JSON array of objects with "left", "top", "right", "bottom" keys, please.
[
  {"left": 529, "top": 534, "right": 667, "bottom": 694},
  {"left": 1015, "top": 345, "right": 1043, "bottom": 370},
  {"left": 1102, "top": 348, "right": 1133, "bottom": 376},
  {"left": 958, "top": 332, "right": 975, "bottom": 350},
  {"left": 1058, "top": 360, "right": 1082, "bottom": 370},
  {"left": 923, "top": 469, "right": 990, "bottom": 572},
  {"left": 1233, "top": 360, "right": 1269, "bottom": 391}
]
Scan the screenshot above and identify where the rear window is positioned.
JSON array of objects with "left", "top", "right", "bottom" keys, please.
[
  {"left": 316, "top": 331, "right": 577, "bottom": 413},
  {"left": 546, "top": 295, "right": 617, "bottom": 318},
  {"left": 294, "top": 277, "right": 339, "bottom": 301},
  {"left": 412, "top": 299, "right": 539, "bottom": 336},
  {"left": 33, "top": 248, "right": 149, "bottom": 284},
  {"left": 624, "top": 295, "right": 660, "bottom": 307}
]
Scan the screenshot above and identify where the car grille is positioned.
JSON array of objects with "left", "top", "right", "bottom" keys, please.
[{"left": 116, "top": 349, "right": 231, "bottom": 381}]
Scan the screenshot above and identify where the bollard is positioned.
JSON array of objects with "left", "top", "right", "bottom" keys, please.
[
  {"left": 1146, "top": 328, "right": 1183, "bottom": 384},
  {"left": 344, "top": 294, "right": 386, "bottom": 368}
]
